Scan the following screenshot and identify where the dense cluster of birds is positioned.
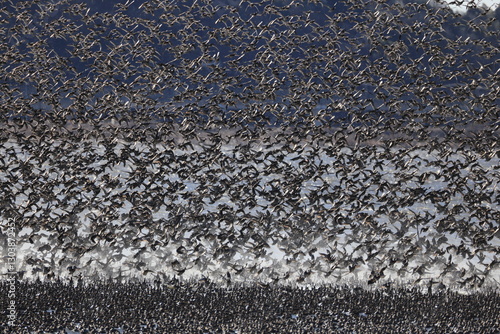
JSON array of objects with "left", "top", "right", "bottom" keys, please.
[
  {"left": 1, "top": 128, "right": 499, "bottom": 289},
  {"left": 1, "top": 0, "right": 498, "bottom": 134},
  {"left": 2, "top": 279, "right": 499, "bottom": 333},
  {"left": 0, "top": 0, "right": 499, "bottom": 331}
]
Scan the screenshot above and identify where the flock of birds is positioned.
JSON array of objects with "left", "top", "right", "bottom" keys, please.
[
  {"left": 2, "top": 127, "right": 499, "bottom": 290},
  {"left": 0, "top": 0, "right": 499, "bottom": 332},
  {"left": 3, "top": 279, "right": 499, "bottom": 333},
  {"left": 1, "top": 0, "right": 498, "bottom": 132}
]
